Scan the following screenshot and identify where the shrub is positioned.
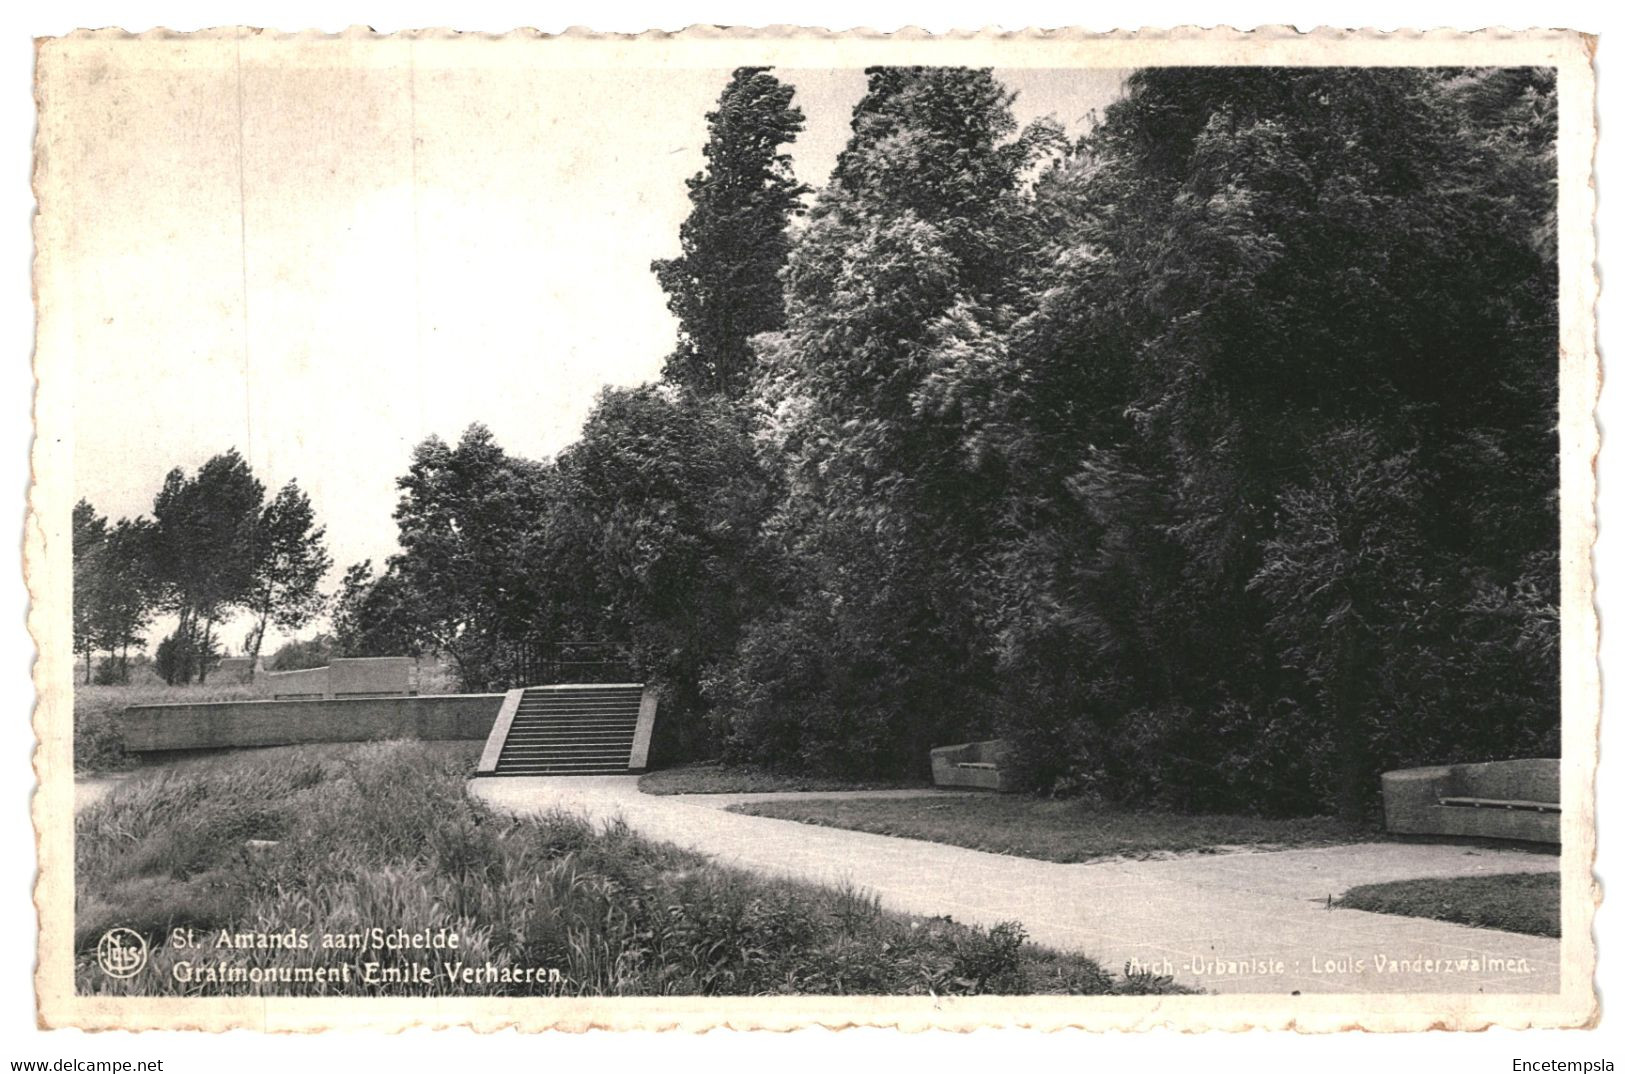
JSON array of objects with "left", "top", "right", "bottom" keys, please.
[
  {"left": 73, "top": 702, "right": 131, "bottom": 773},
  {"left": 270, "top": 634, "right": 335, "bottom": 671},
  {"left": 92, "top": 657, "right": 132, "bottom": 685},
  {"left": 710, "top": 598, "right": 992, "bottom": 778}
]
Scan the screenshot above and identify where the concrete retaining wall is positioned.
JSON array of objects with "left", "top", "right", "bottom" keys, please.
[
  {"left": 1381, "top": 759, "right": 1559, "bottom": 844},
  {"left": 121, "top": 694, "right": 505, "bottom": 753}
]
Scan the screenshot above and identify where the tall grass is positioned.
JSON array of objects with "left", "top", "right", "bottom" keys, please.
[{"left": 76, "top": 741, "right": 1187, "bottom": 997}]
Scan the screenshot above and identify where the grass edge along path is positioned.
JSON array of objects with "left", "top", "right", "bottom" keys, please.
[
  {"left": 76, "top": 740, "right": 1189, "bottom": 997},
  {"left": 728, "top": 794, "right": 1377, "bottom": 864},
  {"left": 638, "top": 760, "right": 928, "bottom": 796},
  {"left": 1334, "top": 872, "right": 1560, "bottom": 938}
]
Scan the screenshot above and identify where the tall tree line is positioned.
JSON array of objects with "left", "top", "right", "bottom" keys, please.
[
  {"left": 980, "top": 67, "right": 1559, "bottom": 818},
  {"left": 72, "top": 502, "right": 153, "bottom": 684},
  {"left": 73, "top": 450, "right": 331, "bottom": 685},
  {"left": 333, "top": 68, "right": 800, "bottom": 740},
  {"left": 339, "top": 65, "right": 1558, "bottom": 816}
]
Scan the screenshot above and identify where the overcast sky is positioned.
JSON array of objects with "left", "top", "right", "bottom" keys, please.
[{"left": 52, "top": 40, "right": 1124, "bottom": 650}]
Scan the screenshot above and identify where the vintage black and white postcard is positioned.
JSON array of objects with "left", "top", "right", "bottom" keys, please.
[{"left": 28, "top": 26, "right": 1599, "bottom": 1031}]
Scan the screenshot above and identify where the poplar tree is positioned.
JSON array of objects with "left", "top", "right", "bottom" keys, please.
[
  {"left": 736, "top": 67, "right": 1061, "bottom": 772},
  {"left": 72, "top": 500, "right": 108, "bottom": 684},
  {"left": 241, "top": 480, "right": 332, "bottom": 680},
  {"left": 653, "top": 67, "right": 809, "bottom": 399},
  {"left": 148, "top": 451, "right": 264, "bottom": 684}
]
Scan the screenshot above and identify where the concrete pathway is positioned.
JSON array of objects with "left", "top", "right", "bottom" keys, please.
[{"left": 471, "top": 776, "right": 1561, "bottom": 995}]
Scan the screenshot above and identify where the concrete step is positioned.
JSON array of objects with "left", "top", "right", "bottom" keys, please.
[
  {"left": 503, "top": 729, "right": 636, "bottom": 739},
  {"left": 499, "top": 762, "right": 629, "bottom": 771},
  {"left": 489, "top": 763, "right": 633, "bottom": 775},
  {"left": 507, "top": 716, "right": 636, "bottom": 725},
  {"left": 516, "top": 696, "right": 641, "bottom": 706},
  {"left": 500, "top": 740, "right": 632, "bottom": 752},
  {"left": 485, "top": 683, "right": 649, "bottom": 776},
  {"left": 508, "top": 717, "right": 638, "bottom": 727},
  {"left": 500, "top": 745, "right": 629, "bottom": 755},
  {"left": 503, "top": 727, "right": 637, "bottom": 737},
  {"left": 513, "top": 717, "right": 638, "bottom": 726}
]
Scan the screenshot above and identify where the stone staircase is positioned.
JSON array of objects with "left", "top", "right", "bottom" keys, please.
[{"left": 475, "top": 683, "right": 655, "bottom": 777}]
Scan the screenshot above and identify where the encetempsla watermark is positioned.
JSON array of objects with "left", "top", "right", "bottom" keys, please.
[{"left": 1511, "top": 1063, "right": 1615, "bottom": 1072}]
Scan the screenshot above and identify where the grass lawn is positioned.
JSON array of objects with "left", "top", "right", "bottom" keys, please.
[
  {"left": 1334, "top": 872, "right": 1559, "bottom": 937},
  {"left": 76, "top": 740, "right": 1188, "bottom": 996},
  {"left": 729, "top": 795, "right": 1375, "bottom": 863},
  {"left": 638, "top": 759, "right": 928, "bottom": 796}
]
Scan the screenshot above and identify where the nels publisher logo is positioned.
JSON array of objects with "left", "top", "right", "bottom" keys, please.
[{"left": 96, "top": 927, "right": 148, "bottom": 979}]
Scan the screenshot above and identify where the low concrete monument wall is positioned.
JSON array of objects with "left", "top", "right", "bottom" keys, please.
[
  {"left": 121, "top": 694, "right": 504, "bottom": 753},
  {"left": 331, "top": 657, "right": 416, "bottom": 697},
  {"left": 1381, "top": 758, "right": 1559, "bottom": 844},
  {"left": 265, "top": 657, "right": 417, "bottom": 699},
  {"left": 266, "top": 665, "right": 328, "bottom": 698}
]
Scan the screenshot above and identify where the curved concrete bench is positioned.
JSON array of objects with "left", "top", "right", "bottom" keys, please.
[
  {"left": 1381, "top": 759, "right": 1559, "bottom": 844},
  {"left": 931, "top": 739, "right": 1011, "bottom": 792}
]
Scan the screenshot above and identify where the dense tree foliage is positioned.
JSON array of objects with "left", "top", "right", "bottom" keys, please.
[
  {"left": 336, "top": 66, "right": 1558, "bottom": 817},
  {"left": 147, "top": 451, "right": 264, "bottom": 682},
  {"left": 331, "top": 561, "right": 413, "bottom": 660},
  {"left": 981, "top": 67, "right": 1559, "bottom": 817},
  {"left": 653, "top": 68, "right": 809, "bottom": 398},
  {"left": 330, "top": 426, "right": 551, "bottom": 690},
  {"left": 74, "top": 451, "right": 331, "bottom": 686},
  {"left": 348, "top": 70, "right": 806, "bottom": 716},
  {"left": 725, "top": 67, "right": 1064, "bottom": 774},
  {"left": 268, "top": 631, "right": 337, "bottom": 672},
  {"left": 72, "top": 502, "right": 155, "bottom": 683},
  {"left": 547, "top": 386, "right": 778, "bottom": 760},
  {"left": 242, "top": 480, "right": 332, "bottom": 679},
  {"left": 71, "top": 500, "right": 108, "bottom": 682}
]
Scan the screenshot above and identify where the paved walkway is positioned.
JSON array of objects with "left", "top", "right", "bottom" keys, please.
[{"left": 471, "top": 776, "right": 1561, "bottom": 995}]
